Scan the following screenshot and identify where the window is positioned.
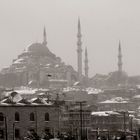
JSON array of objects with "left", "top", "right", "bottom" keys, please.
[
  {"left": 0, "top": 113, "right": 4, "bottom": 121},
  {"left": 15, "top": 129, "right": 20, "bottom": 138},
  {"left": 30, "top": 113, "right": 35, "bottom": 121},
  {"left": 0, "top": 130, "right": 4, "bottom": 138},
  {"left": 15, "top": 112, "right": 20, "bottom": 121},
  {"left": 45, "top": 113, "right": 49, "bottom": 121}
]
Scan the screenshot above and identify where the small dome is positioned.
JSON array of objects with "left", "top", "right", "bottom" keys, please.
[
  {"left": 108, "top": 71, "right": 128, "bottom": 79},
  {"left": 106, "top": 70, "right": 128, "bottom": 86}
]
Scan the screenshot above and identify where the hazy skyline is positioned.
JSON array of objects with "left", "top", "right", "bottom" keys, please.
[{"left": 0, "top": 0, "right": 140, "bottom": 77}]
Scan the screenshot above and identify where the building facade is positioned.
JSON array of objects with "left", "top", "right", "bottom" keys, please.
[
  {"left": 0, "top": 97, "right": 59, "bottom": 140},
  {"left": 90, "top": 111, "right": 131, "bottom": 140}
]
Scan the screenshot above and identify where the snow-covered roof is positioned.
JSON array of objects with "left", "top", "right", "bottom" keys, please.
[
  {"left": 99, "top": 97, "right": 129, "bottom": 104},
  {"left": 86, "top": 87, "right": 102, "bottom": 94},
  {"left": 1, "top": 98, "right": 15, "bottom": 104},
  {"left": 49, "top": 79, "right": 67, "bottom": 82},
  {"left": 73, "top": 81, "right": 81, "bottom": 86},
  {"left": 133, "top": 95, "right": 140, "bottom": 99},
  {"left": 137, "top": 106, "right": 140, "bottom": 110},
  {"left": 63, "top": 87, "right": 80, "bottom": 92},
  {"left": 17, "top": 98, "right": 31, "bottom": 105},
  {"left": 133, "top": 118, "right": 140, "bottom": 124},
  {"left": 13, "top": 58, "right": 25, "bottom": 64},
  {"left": 63, "top": 87, "right": 102, "bottom": 94},
  {"left": 0, "top": 89, "right": 54, "bottom": 106},
  {"left": 91, "top": 111, "right": 120, "bottom": 116},
  {"left": 0, "top": 96, "right": 53, "bottom": 106},
  {"left": 55, "top": 64, "right": 59, "bottom": 68},
  {"left": 15, "top": 89, "right": 37, "bottom": 95},
  {"left": 136, "top": 85, "right": 140, "bottom": 89}
]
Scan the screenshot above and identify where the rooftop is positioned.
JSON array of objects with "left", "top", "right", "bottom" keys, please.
[
  {"left": 99, "top": 97, "right": 130, "bottom": 104},
  {"left": 91, "top": 111, "right": 121, "bottom": 116}
]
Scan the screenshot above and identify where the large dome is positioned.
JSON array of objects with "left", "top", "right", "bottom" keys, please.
[
  {"left": 28, "top": 43, "right": 48, "bottom": 53},
  {"left": 27, "top": 43, "right": 55, "bottom": 57}
]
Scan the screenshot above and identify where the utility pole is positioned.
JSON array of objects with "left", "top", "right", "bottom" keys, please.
[
  {"left": 55, "top": 92, "right": 60, "bottom": 134},
  {"left": 4, "top": 116, "right": 8, "bottom": 140},
  {"left": 117, "top": 111, "right": 127, "bottom": 136},
  {"left": 130, "top": 117, "right": 133, "bottom": 140},
  {"left": 123, "top": 111, "right": 126, "bottom": 135},
  {"left": 35, "top": 107, "right": 38, "bottom": 134},
  {"left": 13, "top": 123, "right": 15, "bottom": 140},
  {"left": 129, "top": 115, "right": 133, "bottom": 140},
  {"left": 76, "top": 101, "right": 86, "bottom": 140}
]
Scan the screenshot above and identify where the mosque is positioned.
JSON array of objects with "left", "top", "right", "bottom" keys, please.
[
  {"left": 0, "top": 19, "right": 89, "bottom": 88},
  {"left": 0, "top": 18, "right": 139, "bottom": 89}
]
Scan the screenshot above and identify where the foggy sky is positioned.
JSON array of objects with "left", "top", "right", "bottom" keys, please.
[{"left": 0, "top": 0, "right": 140, "bottom": 77}]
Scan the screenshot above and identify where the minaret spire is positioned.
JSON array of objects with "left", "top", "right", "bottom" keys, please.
[
  {"left": 77, "top": 18, "right": 82, "bottom": 81},
  {"left": 85, "top": 47, "right": 89, "bottom": 78},
  {"left": 43, "top": 27, "right": 47, "bottom": 46},
  {"left": 118, "top": 41, "right": 122, "bottom": 72}
]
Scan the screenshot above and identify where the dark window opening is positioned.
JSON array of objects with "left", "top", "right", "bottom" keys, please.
[
  {"left": 0, "top": 130, "right": 4, "bottom": 138},
  {"left": 30, "top": 113, "right": 35, "bottom": 121},
  {"left": 45, "top": 128, "right": 50, "bottom": 133},
  {"left": 0, "top": 113, "right": 4, "bottom": 121},
  {"left": 15, "top": 129, "right": 20, "bottom": 138},
  {"left": 45, "top": 113, "right": 49, "bottom": 121},
  {"left": 15, "top": 112, "right": 20, "bottom": 121}
]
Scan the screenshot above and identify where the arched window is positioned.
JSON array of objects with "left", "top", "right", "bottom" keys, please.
[
  {"left": 45, "top": 113, "right": 49, "bottom": 121},
  {"left": 15, "top": 112, "right": 20, "bottom": 121},
  {"left": 30, "top": 113, "right": 35, "bottom": 121},
  {"left": 0, "top": 113, "right": 4, "bottom": 121}
]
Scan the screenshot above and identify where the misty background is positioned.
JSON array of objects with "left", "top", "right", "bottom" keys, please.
[{"left": 0, "top": 0, "right": 140, "bottom": 77}]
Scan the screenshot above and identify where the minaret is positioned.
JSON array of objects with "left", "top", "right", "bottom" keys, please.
[
  {"left": 77, "top": 18, "right": 82, "bottom": 81},
  {"left": 84, "top": 47, "right": 89, "bottom": 78},
  {"left": 43, "top": 27, "right": 47, "bottom": 46},
  {"left": 118, "top": 41, "right": 122, "bottom": 72}
]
